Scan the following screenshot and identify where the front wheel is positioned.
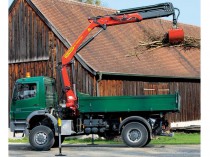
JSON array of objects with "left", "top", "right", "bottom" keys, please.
[
  {"left": 29, "top": 125, "right": 55, "bottom": 151},
  {"left": 122, "top": 122, "right": 148, "bottom": 147}
]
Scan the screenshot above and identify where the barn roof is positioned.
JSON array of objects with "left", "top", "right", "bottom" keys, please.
[{"left": 10, "top": 0, "right": 200, "bottom": 79}]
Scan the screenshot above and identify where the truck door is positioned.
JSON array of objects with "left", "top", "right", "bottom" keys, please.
[{"left": 10, "top": 82, "right": 40, "bottom": 120}]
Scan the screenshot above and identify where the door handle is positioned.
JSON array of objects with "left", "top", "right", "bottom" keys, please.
[{"left": 33, "top": 104, "right": 39, "bottom": 106}]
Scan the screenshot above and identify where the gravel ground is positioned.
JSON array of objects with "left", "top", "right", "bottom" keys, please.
[
  {"left": 9, "top": 143, "right": 200, "bottom": 157},
  {"left": 8, "top": 129, "right": 200, "bottom": 157}
]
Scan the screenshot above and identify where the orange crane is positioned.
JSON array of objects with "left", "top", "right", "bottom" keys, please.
[{"left": 58, "top": 2, "right": 184, "bottom": 115}]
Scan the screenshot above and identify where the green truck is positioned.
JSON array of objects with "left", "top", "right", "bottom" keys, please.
[
  {"left": 10, "top": 76, "right": 180, "bottom": 150},
  {"left": 10, "top": 2, "right": 183, "bottom": 151}
]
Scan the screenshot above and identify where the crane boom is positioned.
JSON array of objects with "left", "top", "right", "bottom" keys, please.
[{"left": 58, "top": 2, "right": 184, "bottom": 114}]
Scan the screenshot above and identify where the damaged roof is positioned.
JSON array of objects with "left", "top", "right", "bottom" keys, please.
[{"left": 12, "top": 0, "right": 201, "bottom": 79}]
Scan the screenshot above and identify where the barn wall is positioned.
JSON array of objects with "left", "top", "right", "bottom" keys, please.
[
  {"left": 74, "top": 61, "right": 96, "bottom": 96},
  {"left": 9, "top": 0, "right": 59, "bottom": 104},
  {"left": 9, "top": 61, "right": 51, "bottom": 103},
  {"left": 9, "top": 0, "right": 50, "bottom": 63},
  {"left": 167, "top": 81, "right": 200, "bottom": 122},
  {"left": 98, "top": 76, "right": 200, "bottom": 122},
  {"left": 8, "top": 0, "right": 96, "bottom": 104}
]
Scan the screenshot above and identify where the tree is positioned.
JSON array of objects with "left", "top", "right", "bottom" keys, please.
[{"left": 75, "top": 0, "right": 101, "bottom": 6}]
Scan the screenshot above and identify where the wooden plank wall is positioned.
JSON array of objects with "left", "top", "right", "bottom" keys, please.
[
  {"left": 166, "top": 81, "right": 200, "bottom": 122},
  {"left": 8, "top": 61, "right": 52, "bottom": 104},
  {"left": 8, "top": 0, "right": 97, "bottom": 103},
  {"left": 98, "top": 80, "right": 123, "bottom": 96},
  {"left": 99, "top": 78, "right": 200, "bottom": 122},
  {"left": 8, "top": 0, "right": 66, "bottom": 101},
  {"left": 9, "top": 0, "right": 49, "bottom": 63},
  {"left": 74, "top": 61, "right": 96, "bottom": 96},
  {"left": 99, "top": 80, "right": 171, "bottom": 96},
  {"left": 9, "top": 0, "right": 55, "bottom": 104}
]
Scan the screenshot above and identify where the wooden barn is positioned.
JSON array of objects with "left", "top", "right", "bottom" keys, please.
[{"left": 9, "top": 0, "right": 200, "bottom": 123}]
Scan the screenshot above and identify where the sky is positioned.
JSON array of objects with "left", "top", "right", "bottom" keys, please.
[
  {"left": 8, "top": 0, "right": 200, "bottom": 26},
  {"left": 101, "top": 0, "right": 200, "bottom": 26}
]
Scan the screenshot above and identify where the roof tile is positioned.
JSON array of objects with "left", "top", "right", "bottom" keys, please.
[{"left": 31, "top": 0, "right": 200, "bottom": 78}]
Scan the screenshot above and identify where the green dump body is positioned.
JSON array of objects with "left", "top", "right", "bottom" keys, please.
[{"left": 78, "top": 92, "right": 181, "bottom": 113}]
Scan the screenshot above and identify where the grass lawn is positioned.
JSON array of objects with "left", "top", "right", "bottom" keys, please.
[
  {"left": 150, "top": 132, "right": 200, "bottom": 145},
  {"left": 9, "top": 132, "right": 200, "bottom": 145}
]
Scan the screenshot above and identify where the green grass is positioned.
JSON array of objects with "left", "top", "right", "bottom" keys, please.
[
  {"left": 9, "top": 132, "right": 200, "bottom": 145},
  {"left": 9, "top": 137, "right": 29, "bottom": 143},
  {"left": 150, "top": 132, "right": 200, "bottom": 145}
]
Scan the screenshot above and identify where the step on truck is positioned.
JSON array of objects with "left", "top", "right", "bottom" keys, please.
[{"left": 10, "top": 2, "right": 183, "bottom": 151}]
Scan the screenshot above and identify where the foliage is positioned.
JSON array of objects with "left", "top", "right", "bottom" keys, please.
[{"left": 75, "top": 0, "right": 101, "bottom": 6}]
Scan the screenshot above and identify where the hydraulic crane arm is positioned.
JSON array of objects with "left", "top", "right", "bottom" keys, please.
[
  {"left": 59, "top": 2, "right": 184, "bottom": 113},
  {"left": 62, "top": 2, "right": 181, "bottom": 65},
  {"left": 115, "top": 2, "right": 178, "bottom": 25}
]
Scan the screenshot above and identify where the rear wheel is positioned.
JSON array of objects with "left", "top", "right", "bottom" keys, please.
[
  {"left": 144, "top": 137, "right": 151, "bottom": 147},
  {"left": 122, "top": 122, "right": 148, "bottom": 147},
  {"left": 29, "top": 125, "right": 55, "bottom": 151}
]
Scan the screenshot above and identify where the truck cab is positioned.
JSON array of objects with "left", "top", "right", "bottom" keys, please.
[{"left": 10, "top": 76, "right": 57, "bottom": 136}]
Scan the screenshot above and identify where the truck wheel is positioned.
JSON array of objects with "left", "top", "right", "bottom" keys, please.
[
  {"left": 52, "top": 136, "right": 65, "bottom": 148},
  {"left": 29, "top": 125, "right": 55, "bottom": 151},
  {"left": 144, "top": 137, "right": 151, "bottom": 147},
  {"left": 122, "top": 122, "right": 148, "bottom": 147}
]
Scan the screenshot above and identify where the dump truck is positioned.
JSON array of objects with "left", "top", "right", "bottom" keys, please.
[{"left": 10, "top": 2, "right": 183, "bottom": 151}]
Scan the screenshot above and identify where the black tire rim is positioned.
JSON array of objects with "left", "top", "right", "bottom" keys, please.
[
  {"left": 34, "top": 132, "right": 48, "bottom": 145},
  {"left": 127, "top": 128, "right": 142, "bottom": 143}
]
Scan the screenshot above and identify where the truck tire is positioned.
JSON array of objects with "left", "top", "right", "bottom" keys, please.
[
  {"left": 122, "top": 122, "right": 148, "bottom": 147},
  {"left": 29, "top": 125, "right": 55, "bottom": 151},
  {"left": 52, "top": 136, "right": 65, "bottom": 148},
  {"left": 144, "top": 137, "right": 151, "bottom": 147}
]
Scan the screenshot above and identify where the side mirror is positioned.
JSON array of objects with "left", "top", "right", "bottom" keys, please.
[
  {"left": 12, "top": 95, "right": 18, "bottom": 101},
  {"left": 12, "top": 83, "right": 23, "bottom": 101}
]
